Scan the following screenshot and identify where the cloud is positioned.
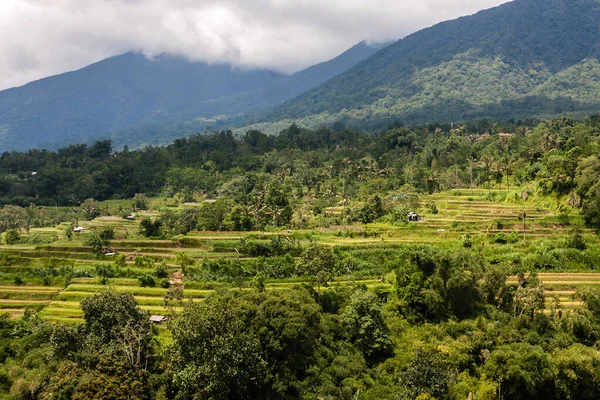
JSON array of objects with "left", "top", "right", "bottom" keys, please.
[{"left": 0, "top": 0, "right": 510, "bottom": 90}]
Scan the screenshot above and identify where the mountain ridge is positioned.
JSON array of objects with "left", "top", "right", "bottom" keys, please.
[
  {"left": 0, "top": 41, "right": 388, "bottom": 151},
  {"left": 256, "top": 0, "right": 600, "bottom": 130}
]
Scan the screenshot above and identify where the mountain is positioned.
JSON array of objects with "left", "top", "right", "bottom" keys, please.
[
  {"left": 0, "top": 41, "right": 387, "bottom": 151},
  {"left": 257, "top": 0, "right": 600, "bottom": 131}
]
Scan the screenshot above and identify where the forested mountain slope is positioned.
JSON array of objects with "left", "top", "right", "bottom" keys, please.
[
  {"left": 0, "top": 42, "right": 386, "bottom": 151},
  {"left": 259, "top": 0, "right": 600, "bottom": 130}
]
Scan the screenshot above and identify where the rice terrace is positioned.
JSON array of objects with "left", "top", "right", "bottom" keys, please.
[{"left": 1, "top": 188, "right": 597, "bottom": 322}]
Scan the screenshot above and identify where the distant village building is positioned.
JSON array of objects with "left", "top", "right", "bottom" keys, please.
[
  {"left": 498, "top": 132, "right": 514, "bottom": 138},
  {"left": 149, "top": 315, "right": 168, "bottom": 324},
  {"left": 73, "top": 226, "right": 85, "bottom": 233}
]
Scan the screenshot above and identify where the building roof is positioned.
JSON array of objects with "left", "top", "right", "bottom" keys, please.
[{"left": 149, "top": 315, "right": 167, "bottom": 323}]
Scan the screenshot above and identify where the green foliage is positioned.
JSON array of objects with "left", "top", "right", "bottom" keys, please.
[
  {"left": 85, "top": 232, "right": 106, "bottom": 255},
  {"left": 426, "top": 201, "right": 438, "bottom": 214},
  {"left": 80, "top": 198, "right": 100, "bottom": 220},
  {"left": 395, "top": 248, "right": 490, "bottom": 321},
  {"left": 341, "top": 289, "right": 392, "bottom": 360},
  {"left": 359, "top": 195, "right": 386, "bottom": 223},
  {"left": 0, "top": 205, "right": 27, "bottom": 232},
  {"left": 132, "top": 193, "right": 149, "bottom": 210},
  {"left": 483, "top": 343, "right": 555, "bottom": 400},
  {"left": 80, "top": 290, "right": 148, "bottom": 343},
  {"left": 461, "top": 234, "right": 473, "bottom": 248},
  {"left": 138, "top": 217, "right": 162, "bottom": 238},
  {"left": 154, "top": 263, "right": 168, "bottom": 279},
  {"left": 4, "top": 229, "right": 21, "bottom": 245},
  {"left": 138, "top": 274, "right": 156, "bottom": 288},
  {"left": 399, "top": 348, "right": 453, "bottom": 400},
  {"left": 298, "top": 243, "right": 337, "bottom": 296},
  {"left": 98, "top": 226, "right": 115, "bottom": 241},
  {"left": 168, "top": 297, "right": 267, "bottom": 399}
]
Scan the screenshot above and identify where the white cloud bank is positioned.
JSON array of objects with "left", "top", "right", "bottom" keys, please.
[{"left": 0, "top": 0, "right": 510, "bottom": 90}]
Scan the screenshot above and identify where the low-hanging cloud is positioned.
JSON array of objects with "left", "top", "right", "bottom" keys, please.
[{"left": 0, "top": 0, "right": 510, "bottom": 90}]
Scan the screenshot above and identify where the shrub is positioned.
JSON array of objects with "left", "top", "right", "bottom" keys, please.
[
  {"left": 427, "top": 202, "right": 439, "bottom": 214},
  {"left": 115, "top": 254, "right": 127, "bottom": 269},
  {"left": 138, "top": 275, "right": 156, "bottom": 288},
  {"left": 461, "top": 234, "right": 473, "bottom": 248},
  {"left": 139, "top": 217, "right": 163, "bottom": 238},
  {"left": 565, "top": 227, "right": 586, "bottom": 250},
  {"left": 558, "top": 213, "right": 571, "bottom": 226},
  {"left": 4, "top": 229, "right": 21, "bottom": 245},
  {"left": 160, "top": 278, "right": 171, "bottom": 289},
  {"left": 493, "top": 233, "right": 508, "bottom": 244},
  {"left": 155, "top": 263, "right": 169, "bottom": 279},
  {"left": 95, "top": 263, "right": 115, "bottom": 278}
]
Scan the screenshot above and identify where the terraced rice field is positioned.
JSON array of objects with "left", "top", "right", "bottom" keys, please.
[
  {"left": 0, "top": 190, "right": 598, "bottom": 321},
  {"left": 506, "top": 273, "right": 600, "bottom": 313},
  {"left": 0, "top": 285, "right": 62, "bottom": 318}
]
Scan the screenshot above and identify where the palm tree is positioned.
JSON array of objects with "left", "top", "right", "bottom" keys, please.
[
  {"left": 481, "top": 155, "right": 495, "bottom": 195},
  {"left": 466, "top": 156, "right": 476, "bottom": 194}
]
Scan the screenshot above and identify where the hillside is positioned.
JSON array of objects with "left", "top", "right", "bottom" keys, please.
[
  {"left": 257, "top": 0, "right": 600, "bottom": 131},
  {"left": 0, "top": 42, "right": 386, "bottom": 151}
]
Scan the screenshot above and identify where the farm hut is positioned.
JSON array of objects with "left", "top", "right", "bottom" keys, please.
[
  {"left": 126, "top": 214, "right": 136, "bottom": 220},
  {"left": 408, "top": 212, "right": 422, "bottom": 222},
  {"left": 150, "top": 315, "right": 168, "bottom": 324},
  {"left": 73, "top": 226, "right": 85, "bottom": 233}
]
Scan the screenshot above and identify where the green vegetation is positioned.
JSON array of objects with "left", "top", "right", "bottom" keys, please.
[
  {"left": 1, "top": 114, "right": 600, "bottom": 398},
  {"left": 259, "top": 0, "right": 600, "bottom": 132}
]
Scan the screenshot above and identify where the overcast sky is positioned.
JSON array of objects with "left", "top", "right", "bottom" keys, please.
[{"left": 0, "top": 0, "right": 510, "bottom": 90}]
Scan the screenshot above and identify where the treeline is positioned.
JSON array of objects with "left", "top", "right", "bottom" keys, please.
[{"left": 3, "top": 115, "right": 600, "bottom": 228}]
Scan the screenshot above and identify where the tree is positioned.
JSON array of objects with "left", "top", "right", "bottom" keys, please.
[
  {"left": 80, "top": 198, "right": 100, "bottom": 220},
  {"left": 80, "top": 291, "right": 149, "bottom": 344},
  {"left": 575, "top": 155, "right": 600, "bottom": 227},
  {"left": 138, "top": 217, "right": 162, "bottom": 238},
  {"left": 224, "top": 205, "right": 254, "bottom": 231},
  {"left": 399, "top": 348, "right": 453, "bottom": 399},
  {"left": 178, "top": 207, "right": 200, "bottom": 233},
  {"left": 552, "top": 345, "right": 600, "bottom": 400},
  {"left": 175, "top": 252, "right": 193, "bottom": 271},
  {"left": 514, "top": 275, "right": 545, "bottom": 318},
  {"left": 85, "top": 232, "right": 107, "bottom": 255},
  {"left": 298, "top": 243, "right": 337, "bottom": 297},
  {"left": 168, "top": 299, "right": 267, "bottom": 399},
  {"left": 341, "top": 289, "right": 392, "bottom": 360},
  {"left": 481, "top": 155, "right": 495, "bottom": 194},
  {"left": 132, "top": 193, "right": 148, "bottom": 210},
  {"left": 483, "top": 343, "right": 555, "bottom": 400},
  {"left": 264, "top": 180, "right": 293, "bottom": 227},
  {"left": 251, "top": 289, "right": 321, "bottom": 396},
  {"left": 467, "top": 155, "right": 476, "bottom": 194},
  {"left": 358, "top": 195, "right": 386, "bottom": 223},
  {"left": 0, "top": 205, "right": 27, "bottom": 233},
  {"left": 197, "top": 199, "right": 234, "bottom": 231}
]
